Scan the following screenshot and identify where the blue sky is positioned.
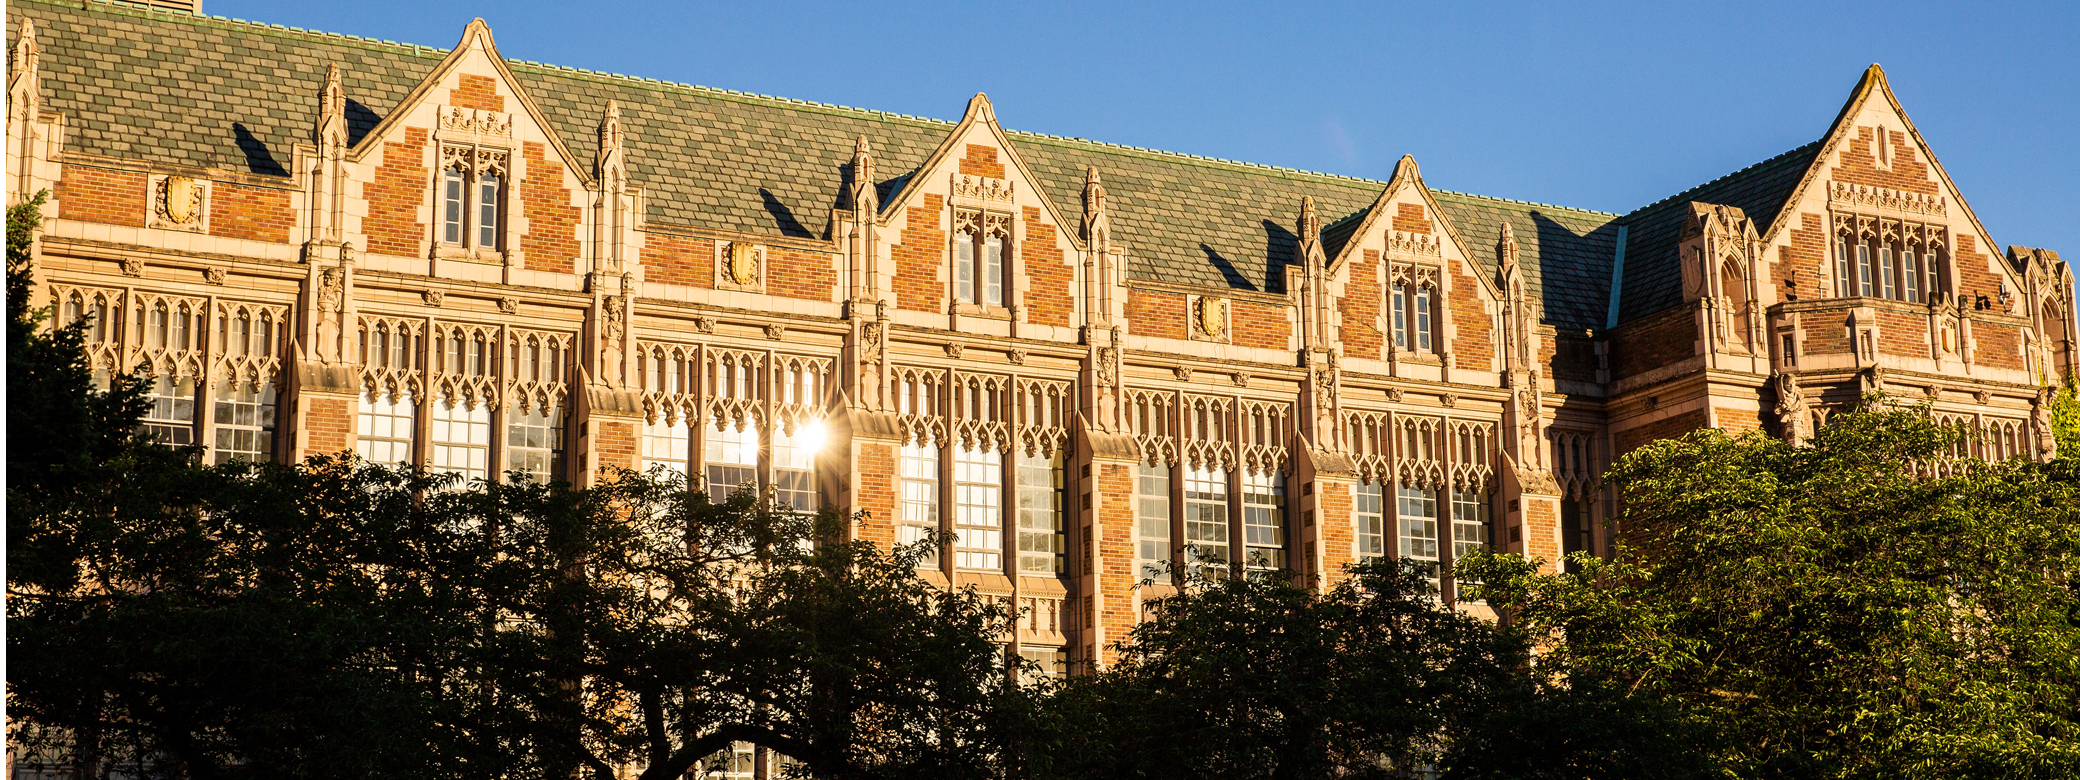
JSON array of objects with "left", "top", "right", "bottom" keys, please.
[{"left": 212, "top": 0, "right": 2078, "bottom": 252}]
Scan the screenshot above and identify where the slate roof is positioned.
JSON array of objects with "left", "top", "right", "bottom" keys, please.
[
  {"left": 10, "top": 0, "right": 1776, "bottom": 334},
  {"left": 1613, "top": 142, "right": 1823, "bottom": 323}
]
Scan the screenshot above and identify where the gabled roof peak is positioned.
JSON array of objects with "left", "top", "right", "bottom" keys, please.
[{"left": 965, "top": 92, "right": 995, "bottom": 124}]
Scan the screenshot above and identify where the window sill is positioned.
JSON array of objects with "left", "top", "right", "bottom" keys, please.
[
  {"left": 433, "top": 245, "right": 506, "bottom": 264},
  {"left": 953, "top": 302, "right": 1012, "bottom": 320},
  {"left": 1392, "top": 351, "right": 1444, "bottom": 366}
]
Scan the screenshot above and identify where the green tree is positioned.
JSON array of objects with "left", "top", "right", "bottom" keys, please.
[
  {"left": 1032, "top": 560, "right": 1526, "bottom": 780},
  {"left": 1460, "top": 403, "right": 2080, "bottom": 779}
]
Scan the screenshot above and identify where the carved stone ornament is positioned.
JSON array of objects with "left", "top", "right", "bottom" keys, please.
[
  {"left": 764, "top": 323, "right": 786, "bottom": 341},
  {"left": 498, "top": 297, "right": 519, "bottom": 315},
  {"left": 1174, "top": 365, "right": 1194, "bottom": 382},
  {"left": 202, "top": 267, "right": 227, "bottom": 285},
  {"left": 1923, "top": 385, "right": 1941, "bottom": 399},
  {"left": 944, "top": 343, "right": 964, "bottom": 359},
  {"left": 1773, "top": 373, "right": 1814, "bottom": 447},
  {"left": 120, "top": 256, "right": 144, "bottom": 277},
  {"left": 1232, "top": 371, "right": 1251, "bottom": 388},
  {"left": 726, "top": 243, "right": 760, "bottom": 286},
  {"left": 152, "top": 175, "right": 205, "bottom": 231},
  {"left": 694, "top": 316, "right": 717, "bottom": 334},
  {"left": 1384, "top": 387, "right": 1404, "bottom": 402},
  {"left": 1975, "top": 389, "right": 1992, "bottom": 406},
  {"left": 2034, "top": 385, "right": 2059, "bottom": 462},
  {"left": 422, "top": 290, "right": 445, "bottom": 307},
  {"left": 1194, "top": 296, "right": 1229, "bottom": 340},
  {"left": 1643, "top": 396, "right": 1660, "bottom": 410},
  {"left": 1440, "top": 393, "right": 1458, "bottom": 408},
  {"left": 1007, "top": 348, "right": 1027, "bottom": 365}
]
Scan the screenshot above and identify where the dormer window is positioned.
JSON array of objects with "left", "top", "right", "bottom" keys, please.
[
  {"left": 953, "top": 209, "right": 1008, "bottom": 308},
  {"left": 436, "top": 144, "right": 508, "bottom": 257},
  {"left": 1389, "top": 271, "right": 1439, "bottom": 354}
]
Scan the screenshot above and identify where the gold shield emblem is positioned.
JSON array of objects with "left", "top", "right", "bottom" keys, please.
[
  {"left": 164, "top": 176, "right": 198, "bottom": 224},
  {"left": 1197, "top": 297, "right": 1227, "bottom": 339},
  {"left": 728, "top": 243, "right": 759, "bottom": 285}
]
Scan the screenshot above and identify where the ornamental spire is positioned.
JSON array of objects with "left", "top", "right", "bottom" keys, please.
[
  {"left": 850, "top": 135, "right": 876, "bottom": 217},
  {"left": 596, "top": 100, "right": 624, "bottom": 192}
]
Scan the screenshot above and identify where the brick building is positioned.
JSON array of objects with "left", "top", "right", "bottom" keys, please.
[{"left": 9, "top": 0, "right": 2074, "bottom": 676}]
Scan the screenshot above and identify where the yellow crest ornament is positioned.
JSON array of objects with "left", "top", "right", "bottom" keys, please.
[
  {"left": 728, "top": 242, "right": 759, "bottom": 286},
  {"left": 162, "top": 176, "right": 200, "bottom": 225},
  {"left": 1196, "top": 296, "right": 1228, "bottom": 339}
]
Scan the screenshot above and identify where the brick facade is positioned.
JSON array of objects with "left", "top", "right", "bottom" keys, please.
[
  {"left": 1020, "top": 206, "right": 1073, "bottom": 327},
  {"left": 1450, "top": 260, "right": 1493, "bottom": 372},
  {"left": 959, "top": 144, "right": 1005, "bottom": 179},
  {"left": 302, "top": 396, "right": 353, "bottom": 456},
  {"left": 55, "top": 164, "right": 145, "bottom": 226},
  {"left": 640, "top": 232, "right": 714, "bottom": 288},
  {"left": 1341, "top": 249, "right": 1382, "bottom": 361},
  {"left": 1231, "top": 299, "right": 1291, "bottom": 350},
  {"left": 1610, "top": 308, "right": 1696, "bottom": 382},
  {"left": 767, "top": 246, "right": 835, "bottom": 301},
  {"left": 363, "top": 127, "right": 429, "bottom": 257},
  {"left": 520, "top": 141, "right": 579, "bottom": 274},
  {"left": 1125, "top": 288, "right": 1186, "bottom": 340},
  {"left": 449, "top": 73, "right": 505, "bottom": 112},
  {"left": 893, "top": 193, "right": 945, "bottom": 312},
  {"left": 1392, "top": 202, "right": 1432, "bottom": 234},
  {"left": 207, "top": 182, "right": 294, "bottom": 244}
]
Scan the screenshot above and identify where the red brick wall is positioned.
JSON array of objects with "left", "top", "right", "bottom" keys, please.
[
  {"left": 1777, "top": 212, "right": 1827, "bottom": 296},
  {"left": 304, "top": 396, "right": 352, "bottom": 456},
  {"left": 768, "top": 246, "right": 835, "bottom": 301},
  {"left": 1521, "top": 496, "right": 1559, "bottom": 574},
  {"left": 1801, "top": 308, "right": 1853, "bottom": 356},
  {"left": 1095, "top": 461, "right": 1136, "bottom": 665},
  {"left": 855, "top": 441, "right": 897, "bottom": 550},
  {"left": 1613, "top": 408, "right": 1709, "bottom": 458},
  {"left": 639, "top": 232, "right": 714, "bottom": 288},
  {"left": 363, "top": 127, "right": 428, "bottom": 257},
  {"left": 1392, "top": 202, "right": 1432, "bottom": 234},
  {"left": 595, "top": 420, "right": 638, "bottom": 473},
  {"left": 1450, "top": 260, "right": 1494, "bottom": 372},
  {"left": 1127, "top": 287, "right": 1186, "bottom": 340},
  {"left": 1021, "top": 206, "right": 1073, "bottom": 327},
  {"left": 1610, "top": 308, "right": 1696, "bottom": 381},
  {"left": 1315, "top": 479, "right": 1355, "bottom": 588},
  {"left": 1341, "top": 249, "right": 1382, "bottom": 361},
  {"left": 1975, "top": 320, "right": 2023, "bottom": 371},
  {"left": 893, "top": 194, "right": 945, "bottom": 313},
  {"left": 1876, "top": 310, "right": 1928, "bottom": 358},
  {"left": 959, "top": 144, "right": 1004, "bottom": 179},
  {"left": 55, "top": 165, "right": 145, "bottom": 227},
  {"left": 1717, "top": 407, "right": 1762, "bottom": 435},
  {"left": 1833, "top": 126, "right": 1939, "bottom": 195},
  {"left": 208, "top": 182, "right": 293, "bottom": 244},
  {"left": 449, "top": 73, "right": 505, "bottom": 112},
  {"left": 1953, "top": 233, "right": 2006, "bottom": 309},
  {"left": 1232, "top": 299, "right": 1291, "bottom": 350},
  {"left": 1552, "top": 336, "right": 1599, "bottom": 384},
  {"left": 520, "top": 142, "right": 580, "bottom": 274}
]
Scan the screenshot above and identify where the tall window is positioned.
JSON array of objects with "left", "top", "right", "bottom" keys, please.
[
  {"left": 1414, "top": 285, "right": 1434, "bottom": 352},
  {"left": 1136, "top": 464, "right": 1172, "bottom": 582},
  {"left": 142, "top": 374, "right": 196, "bottom": 447},
  {"left": 1450, "top": 489, "right": 1490, "bottom": 576},
  {"left": 1017, "top": 646, "right": 1068, "bottom": 684},
  {"left": 900, "top": 443, "right": 941, "bottom": 567},
  {"left": 954, "top": 444, "right": 1004, "bottom": 570},
  {"left": 431, "top": 398, "right": 492, "bottom": 485},
  {"left": 1355, "top": 481, "right": 1386, "bottom": 562},
  {"left": 1561, "top": 499, "right": 1592, "bottom": 574},
  {"left": 357, "top": 390, "right": 415, "bottom": 464},
  {"left": 1390, "top": 282, "right": 1407, "bottom": 349},
  {"left": 1834, "top": 234, "right": 1853, "bottom": 298},
  {"left": 508, "top": 405, "right": 564, "bottom": 483},
  {"left": 1242, "top": 471, "right": 1286, "bottom": 572},
  {"left": 1878, "top": 245, "right": 1898, "bottom": 300},
  {"left": 953, "top": 210, "right": 1008, "bottom": 307},
  {"left": 705, "top": 421, "right": 759, "bottom": 496},
  {"left": 438, "top": 148, "right": 506, "bottom": 251},
  {"left": 772, "top": 425, "right": 821, "bottom": 513},
  {"left": 642, "top": 418, "right": 691, "bottom": 477},
  {"left": 1184, "top": 466, "right": 1229, "bottom": 575},
  {"left": 1856, "top": 241, "right": 1875, "bottom": 298},
  {"left": 212, "top": 382, "right": 275, "bottom": 464},
  {"left": 1017, "top": 452, "right": 1065, "bottom": 575},
  {"left": 1397, "top": 484, "right": 1439, "bottom": 573},
  {"left": 1902, "top": 245, "right": 1922, "bottom": 303}
]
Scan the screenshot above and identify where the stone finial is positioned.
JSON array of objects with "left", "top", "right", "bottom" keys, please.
[
  {"left": 1499, "top": 220, "right": 1520, "bottom": 268},
  {"left": 597, "top": 99, "right": 624, "bottom": 190},
  {"left": 1083, "top": 166, "right": 1106, "bottom": 220},
  {"left": 1299, "top": 196, "right": 1320, "bottom": 241},
  {"left": 851, "top": 134, "right": 876, "bottom": 215},
  {"left": 315, "top": 63, "right": 346, "bottom": 149},
  {"left": 965, "top": 92, "right": 995, "bottom": 123},
  {"left": 460, "top": 18, "right": 496, "bottom": 51},
  {"left": 9, "top": 17, "right": 39, "bottom": 120},
  {"left": 1393, "top": 154, "right": 1420, "bottom": 183}
]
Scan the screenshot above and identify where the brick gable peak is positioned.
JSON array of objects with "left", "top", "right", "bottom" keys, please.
[
  {"left": 1322, "top": 155, "right": 1501, "bottom": 302},
  {"left": 1762, "top": 64, "right": 2017, "bottom": 292},
  {"left": 872, "top": 91, "right": 1085, "bottom": 254},
  {"left": 342, "top": 16, "right": 596, "bottom": 192}
]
